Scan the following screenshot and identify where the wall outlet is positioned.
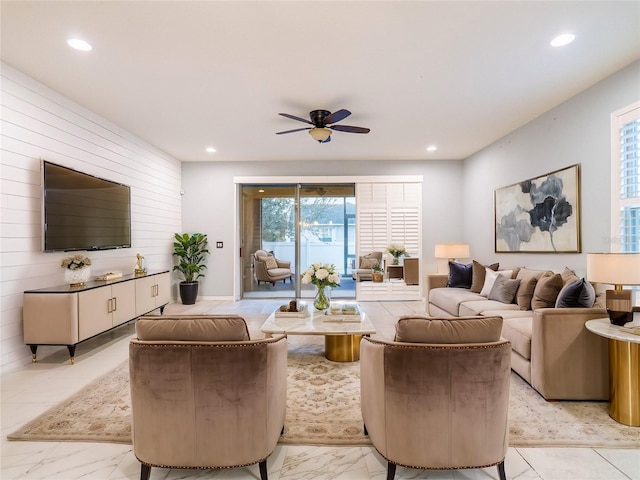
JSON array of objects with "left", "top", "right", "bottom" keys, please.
[{"left": 216, "top": 241, "right": 223, "bottom": 248}]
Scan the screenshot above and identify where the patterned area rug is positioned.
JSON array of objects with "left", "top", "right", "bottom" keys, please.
[{"left": 7, "top": 344, "right": 640, "bottom": 447}]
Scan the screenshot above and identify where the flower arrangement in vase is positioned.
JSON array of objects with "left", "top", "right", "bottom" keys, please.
[
  {"left": 61, "top": 254, "right": 92, "bottom": 287},
  {"left": 301, "top": 262, "right": 341, "bottom": 311},
  {"left": 386, "top": 244, "right": 409, "bottom": 265}
]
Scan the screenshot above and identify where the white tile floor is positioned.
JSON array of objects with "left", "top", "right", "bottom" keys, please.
[{"left": 2, "top": 299, "right": 638, "bottom": 480}]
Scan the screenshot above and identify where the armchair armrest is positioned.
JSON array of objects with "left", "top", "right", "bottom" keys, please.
[
  {"left": 531, "top": 307, "right": 609, "bottom": 400},
  {"left": 276, "top": 259, "right": 291, "bottom": 269}
]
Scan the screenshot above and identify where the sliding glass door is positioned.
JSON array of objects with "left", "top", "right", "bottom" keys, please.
[{"left": 240, "top": 183, "right": 355, "bottom": 299}]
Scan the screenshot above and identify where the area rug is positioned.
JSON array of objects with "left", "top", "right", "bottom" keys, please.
[{"left": 7, "top": 344, "right": 640, "bottom": 447}]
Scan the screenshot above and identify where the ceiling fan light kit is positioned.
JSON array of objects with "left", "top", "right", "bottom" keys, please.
[
  {"left": 277, "top": 108, "right": 370, "bottom": 143},
  {"left": 309, "top": 128, "right": 332, "bottom": 143}
]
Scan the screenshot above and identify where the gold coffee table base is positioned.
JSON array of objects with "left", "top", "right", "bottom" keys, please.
[
  {"left": 609, "top": 339, "right": 640, "bottom": 426},
  {"left": 325, "top": 335, "right": 363, "bottom": 362}
]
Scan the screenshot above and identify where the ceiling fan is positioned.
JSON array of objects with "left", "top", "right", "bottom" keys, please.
[{"left": 276, "top": 109, "right": 370, "bottom": 143}]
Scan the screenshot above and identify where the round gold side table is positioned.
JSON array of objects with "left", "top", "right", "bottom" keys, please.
[{"left": 586, "top": 318, "right": 640, "bottom": 426}]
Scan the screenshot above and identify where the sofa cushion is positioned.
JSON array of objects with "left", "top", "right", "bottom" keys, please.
[
  {"left": 488, "top": 274, "right": 521, "bottom": 304},
  {"left": 555, "top": 278, "right": 596, "bottom": 308},
  {"left": 514, "top": 269, "right": 551, "bottom": 311},
  {"left": 429, "top": 288, "right": 485, "bottom": 316},
  {"left": 447, "top": 261, "right": 472, "bottom": 288},
  {"left": 480, "top": 269, "right": 513, "bottom": 297},
  {"left": 136, "top": 315, "right": 251, "bottom": 341},
  {"left": 531, "top": 273, "right": 564, "bottom": 310},
  {"left": 470, "top": 261, "right": 499, "bottom": 293},
  {"left": 501, "top": 317, "right": 533, "bottom": 360},
  {"left": 459, "top": 299, "right": 521, "bottom": 316},
  {"left": 395, "top": 315, "right": 503, "bottom": 344}
]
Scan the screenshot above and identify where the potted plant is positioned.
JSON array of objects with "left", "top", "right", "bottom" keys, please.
[
  {"left": 372, "top": 263, "right": 384, "bottom": 283},
  {"left": 173, "top": 233, "right": 209, "bottom": 305}
]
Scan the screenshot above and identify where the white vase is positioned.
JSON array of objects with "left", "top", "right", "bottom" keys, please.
[{"left": 65, "top": 266, "right": 91, "bottom": 287}]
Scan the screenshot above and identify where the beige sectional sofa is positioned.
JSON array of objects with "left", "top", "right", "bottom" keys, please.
[{"left": 426, "top": 266, "right": 610, "bottom": 401}]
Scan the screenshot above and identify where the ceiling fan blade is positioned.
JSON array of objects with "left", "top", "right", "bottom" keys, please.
[
  {"left": 323, "top": 109, "right": 351, "bottom": 125},
  {"left": 278, "top": 113, "right": 313, "bottom": 125},
  {"left": 330, "top": 124, "right": 370, "bottom": 134},
  {"left": 276, "top": 127, "right": 311, "bottom": 135}
]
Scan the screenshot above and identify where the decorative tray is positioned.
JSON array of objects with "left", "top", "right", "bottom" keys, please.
[
  {"left": 274, "top": 303, "right": 309, "bottom": 318},
  {"left": 322, "top": 303, "right": 363, "bottom": 322}
]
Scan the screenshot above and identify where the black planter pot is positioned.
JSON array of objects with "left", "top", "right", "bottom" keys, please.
[{"left": 179, "top": 282, "right": 199, "bottom": 305}]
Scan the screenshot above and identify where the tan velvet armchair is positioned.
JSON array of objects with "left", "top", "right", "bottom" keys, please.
[
  {"left": 129, "top": 315, "right": 287, "bottom": 480},
  {"left": 254, "top": 249, "right": 293, "bottom": 285},
  {"left": 360, "top": 315, "right": 511, "bottom": 480}
]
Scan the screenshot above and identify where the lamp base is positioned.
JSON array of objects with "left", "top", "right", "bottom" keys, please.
[{"left": 605, "top": 289, "right": 632, "bottom": 313}]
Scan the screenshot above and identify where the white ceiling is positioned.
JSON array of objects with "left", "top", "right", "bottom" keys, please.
[{"left": 1, "top": 1, "right": 639, "bottom": 163}]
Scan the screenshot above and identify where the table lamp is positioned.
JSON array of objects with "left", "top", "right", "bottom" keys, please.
[
  {"left": 434, "top": 244, "right": 470, "bottom": 262},
  {"left": 586, "top": 253, "right": 640, "bottom": 325}
]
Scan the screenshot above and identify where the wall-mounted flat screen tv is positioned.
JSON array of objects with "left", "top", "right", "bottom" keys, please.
[{"left": 42, "top": 161, "right": 131, "bottom": 252}]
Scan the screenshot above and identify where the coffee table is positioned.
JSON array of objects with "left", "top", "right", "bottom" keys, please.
[{"left": 261, "top": 302, "right": 376, "bottom": 362}]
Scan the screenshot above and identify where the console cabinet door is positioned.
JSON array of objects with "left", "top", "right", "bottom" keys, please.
[
  {"left": 111, "top": 281, "right": 136, "bottom": 326},
  {"left": 78, "top": 287, "right": 113, "bottom": 341},
  {"left": 154, "top": 272, "right": 171, "bottom": 306},
  {"left": 135, "top": 276, "right": 156, "bottom": 316}
]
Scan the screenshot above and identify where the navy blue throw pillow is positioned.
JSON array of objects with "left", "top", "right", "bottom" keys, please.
[
  {"left": 555, "top": 278, "right": 596, "bottom": 308},
  {"left": 447, "top": 261, "right": 473, "bottom": 289}
]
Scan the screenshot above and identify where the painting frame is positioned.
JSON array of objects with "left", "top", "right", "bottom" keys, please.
[{"left": 494, "top": 164, "right": 581, "bottom": 253}]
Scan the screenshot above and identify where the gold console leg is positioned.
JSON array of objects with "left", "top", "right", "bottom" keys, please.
[
  {"left": 325, "top": 335, "right": 363, "bottom": 362},
  {"left": 609, "top": 339, "right": 640, "bottom": 426}
]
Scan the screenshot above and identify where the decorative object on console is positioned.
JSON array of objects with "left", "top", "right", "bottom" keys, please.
[
  {"left": 134, "top": 253, "right": 147, "bottom": 276},
  {"left": 387, "top": 244, "right": 408, "bottom": 265},
  {"left": 61, "top": 254, "right": 91, "bottom": 287},
  {"left": 301, "top": 262, "right": 341, "bottom": 311},
  {"left": 587, "top": 252, "right": 640, "bottom": 325},
  {"left": 495, "top": 164, "right": 580, "bottom": 253},
  {"left": 172, "top": 233, "right": 209, "bottom": 305},
  {"left": 372, "top": 264, "right": 384, "bottom": 283}
]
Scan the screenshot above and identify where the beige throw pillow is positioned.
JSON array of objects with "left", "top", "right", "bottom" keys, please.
[
  {"left": 515, "top": 268, "right": 551, "bottom": 310},
  {"left": 263, "top": 256, "right": 278, "bottom": 270},
  {"left": 531, "top": 273, "right": 564, "bottom": 310}
]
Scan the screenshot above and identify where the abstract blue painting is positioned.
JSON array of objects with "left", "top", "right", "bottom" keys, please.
[{"left": 495, "top": 164, "right": 581, "bottom": 253}]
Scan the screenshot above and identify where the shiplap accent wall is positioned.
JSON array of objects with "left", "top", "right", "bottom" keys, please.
[{"left": 0, "top": 63, "right": 182, "bottom": 369}]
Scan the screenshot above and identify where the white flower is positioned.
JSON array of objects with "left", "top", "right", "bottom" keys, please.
[
  {"left": 299, "top": 261, "right": 341, "bottom": 289},
  {"left": 315, "top": 268, "right": 329, "bottom": 280}
]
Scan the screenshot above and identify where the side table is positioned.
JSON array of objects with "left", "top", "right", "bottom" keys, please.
[{"left": 585, "top": 318, "right": 640, "bottom": 426}]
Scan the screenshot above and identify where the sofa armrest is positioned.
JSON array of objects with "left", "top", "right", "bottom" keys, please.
[
  {"left": 425, "top": 274, "right": 448, "bottom": 298},
  {"left": 426, "top": 274, "right": 448, "bottom": 290},
  {"left": 530, "top": 307, "right": 609, "bottom": 400}
]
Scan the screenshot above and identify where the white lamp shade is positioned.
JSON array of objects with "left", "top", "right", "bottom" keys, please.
[
  {"left": 434, "top": 243, "right": 470, "bottom": 260},
  {"left": 586, "top": 253, "right": 640, "bottom": 286}
]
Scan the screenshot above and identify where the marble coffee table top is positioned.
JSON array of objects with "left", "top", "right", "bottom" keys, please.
[{"left": 260, "top": 302, "right": 376, "bottom": 336}]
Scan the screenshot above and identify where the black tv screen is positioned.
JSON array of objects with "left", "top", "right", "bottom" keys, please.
[{"left": 42, "top": 161, "right": 131, "bottom": 252}]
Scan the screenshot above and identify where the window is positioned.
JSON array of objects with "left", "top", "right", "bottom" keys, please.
[{"left": 611, "top": 102, "right": 640, "bottom": 253}]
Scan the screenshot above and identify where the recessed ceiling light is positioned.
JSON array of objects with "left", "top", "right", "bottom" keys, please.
[
  {"left": 550, "top": 33, "right": 575, "bottom": 47},
  {"left": 426, "top": 145, "right": 437, "bottom": 152},
  {"left": 67, "top": 38, "right": 92, "bottom": 51},
  {"left": 206, "top": 147, "right": 216, "bottom": 153}
]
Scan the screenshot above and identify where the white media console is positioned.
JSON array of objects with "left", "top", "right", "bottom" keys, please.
[{"left": 23, "top": 271, "right": 171, "bottom": 363}]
